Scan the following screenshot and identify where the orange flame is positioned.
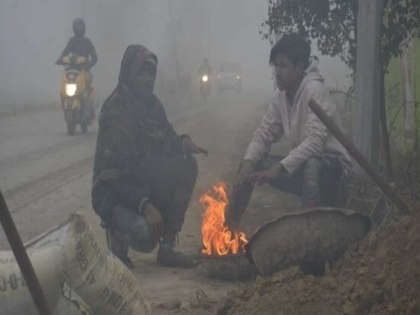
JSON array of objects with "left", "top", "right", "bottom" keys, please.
[{"left": 200, "top": 182, "right": 248, "bottom": 256}]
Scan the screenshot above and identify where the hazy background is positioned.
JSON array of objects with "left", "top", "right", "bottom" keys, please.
[{"left": 0, "top": 0, "right": 350, "bottom": 108}]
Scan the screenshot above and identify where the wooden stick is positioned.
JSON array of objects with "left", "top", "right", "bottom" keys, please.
[
  {"left": 308, "top": 99, "right": 410, "bottom": 215},
  {"left": 0, "top": 191, "right": 54, "bottom": 315}
]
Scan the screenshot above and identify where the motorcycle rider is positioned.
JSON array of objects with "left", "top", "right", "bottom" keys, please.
[
  {"left": 57, "top": 18, "right": 98, "bottom": 72},
  {"left": 198, "top": 59, "right": 212, "bottom": 100},
  {"left": 199, "top": 58, "right": 213, "bottom": 78},
  {"left": 57, "top": 18, "right": 97, "bottom": 121}
]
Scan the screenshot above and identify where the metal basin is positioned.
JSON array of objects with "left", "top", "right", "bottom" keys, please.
[
  {"left": 201, "top": 252, "right": 257, "bottom": 280},
  {"left": 245, "top": 207, "right": 371, "bottom": 277}
]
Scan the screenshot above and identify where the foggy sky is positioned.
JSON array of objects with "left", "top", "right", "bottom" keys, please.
[{"left": 0, "top": 0, "right": 349, "bottom": 107}]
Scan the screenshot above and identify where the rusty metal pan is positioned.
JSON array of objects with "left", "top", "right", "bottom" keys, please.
[{"left": 245, "top": 207, "right": 371, "bottom": 276}]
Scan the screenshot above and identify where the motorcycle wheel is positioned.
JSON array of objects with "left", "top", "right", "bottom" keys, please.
[
  {"left": 80, "top": 97, "right": 94, "bottom": 134},
  {"left": 65, "top": 110, "right": 76, "bottom": 136}
]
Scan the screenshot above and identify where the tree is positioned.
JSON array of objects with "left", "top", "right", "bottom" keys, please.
[{"left": 262, "top": 0, "right": 420, "bottom": 181}]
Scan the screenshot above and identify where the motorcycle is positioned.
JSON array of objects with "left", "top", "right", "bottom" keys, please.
[
  {"left": 57, "top": 54, "right": 95, "bottom": 135},
  {"left": 199, "top": 73, "right": 211, "bottom": 100}
]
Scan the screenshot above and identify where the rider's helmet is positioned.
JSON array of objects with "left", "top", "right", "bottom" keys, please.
[{"left": 72, "top": 18, "right": 86, "bottom": 37}]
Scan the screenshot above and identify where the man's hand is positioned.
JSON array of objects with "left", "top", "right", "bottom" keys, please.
[
  {"left": 247, "top": 164, "right": 283, "bottom": 186},
  {"left": 225, "top": 184, "right": 252, "bottom": 230},
  {"left": 225, "top": 160, "right": 255, "bottom": 230},
  {"left": 182, "top": 137, "right": 208, "bottom": 156},
  {"left": 236, "top": 160, "right": 255, "bottom": 185},
  {"left": 143, "top": 203, "right": 164, "bottom": 241}
]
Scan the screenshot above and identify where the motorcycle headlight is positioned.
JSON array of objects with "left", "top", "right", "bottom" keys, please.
[
  {"left": 65, "top": 84, "right": 77, "bottom": 97},
  {"left": 202, "top": 75, "right": 209, "bottom": 82}
]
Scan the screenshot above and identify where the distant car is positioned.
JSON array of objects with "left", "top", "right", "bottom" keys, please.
[{"left": 217, "top": 62, "right": 242, "bottom": 93}]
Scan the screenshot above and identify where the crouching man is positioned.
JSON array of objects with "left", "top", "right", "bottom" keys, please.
[{"left": 226, "top": 34, "right": 352, "bottom": 228}]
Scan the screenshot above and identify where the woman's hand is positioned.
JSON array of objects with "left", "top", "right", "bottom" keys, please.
[{"left": 182, "top": 137, "right": 208, "bottom": 156}]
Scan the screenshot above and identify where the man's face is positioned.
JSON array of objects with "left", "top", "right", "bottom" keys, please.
[
  {"left": 132, "top": 62, "right": 156, "bottom": 98},
  {"left": 273, "top": 53, "right": 304, "bottom": 91}
]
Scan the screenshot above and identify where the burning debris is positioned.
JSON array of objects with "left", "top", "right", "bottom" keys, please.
[
  {"left": 199, "top": 183, "right": 256, "bottom": 280},
  {"left": 200, "top": 183, "right": 248, "bottom": 256}
]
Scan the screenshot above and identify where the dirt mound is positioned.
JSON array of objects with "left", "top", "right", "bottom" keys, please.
[{"left": 218, "top": 205, "right": 420, "bottom": 315}]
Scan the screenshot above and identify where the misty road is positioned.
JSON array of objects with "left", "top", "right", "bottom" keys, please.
[{"left": 0, "top": 109, "right": 98, "bottom": 212}]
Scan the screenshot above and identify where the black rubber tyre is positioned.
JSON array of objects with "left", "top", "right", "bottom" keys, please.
[{"left": 65, "top": 110, "right": 76, "bottom": 136}]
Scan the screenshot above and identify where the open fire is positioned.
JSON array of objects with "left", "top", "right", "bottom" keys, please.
[{"left": 200, "top": 182, "right": 248, "bottom": 256}]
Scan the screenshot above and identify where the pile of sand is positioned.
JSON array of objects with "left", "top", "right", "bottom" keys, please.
[{"left": 216, "top": 205, "right": 420, "bottom": 315}]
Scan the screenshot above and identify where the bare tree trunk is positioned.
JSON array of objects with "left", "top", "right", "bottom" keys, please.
[
  {"left": 378, "top": 2, "right": 393, "bottom": 182},
  {"left": 379, "top": 70, "right": 394, "bottom": 181}
]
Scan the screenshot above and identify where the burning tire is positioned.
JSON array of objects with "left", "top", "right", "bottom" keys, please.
[
  {"left": 199, "top": 183, "right": 254, "bottom": 280},
  {"left": 200, "top": 252, "right": 256, "bottom": 280}
]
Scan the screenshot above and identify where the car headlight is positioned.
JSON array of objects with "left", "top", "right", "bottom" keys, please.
[
  {"left": 202, "top": 75, "right": 209, "bottom": 82},
  {"left": 236, "top": 75, "right": 241, "bottom": 80},
  {"left": 65, "top": 84, "right": 77, "bottom": 97}
]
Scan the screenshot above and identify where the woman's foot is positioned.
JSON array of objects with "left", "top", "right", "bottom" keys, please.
[
  {"left": 157, "top": 243, "right": 196, "bottom": 268},
  {"left": 106, "top": 228, "right": 135, "bottom": 269}
]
